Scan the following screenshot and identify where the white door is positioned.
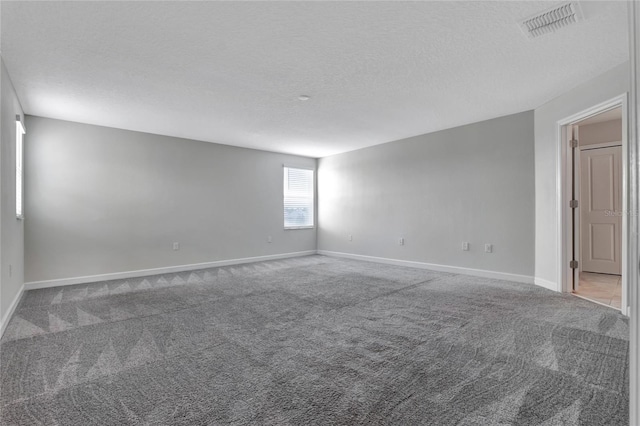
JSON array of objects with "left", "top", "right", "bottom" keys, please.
[{"left": 580, "top": 145, "right": 622, "bottom": 275}]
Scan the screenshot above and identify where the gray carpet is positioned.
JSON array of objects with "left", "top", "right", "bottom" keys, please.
[{"left": 0, "top": 255, "right": 629, "bottom": 425}]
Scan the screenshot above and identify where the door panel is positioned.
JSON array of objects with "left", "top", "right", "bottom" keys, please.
[
  {"left": 590, "top": 223, "right": 615, "bottom": 261},
  {"left": 589, "top": 155, "right": 615, "bottom": 211},
  {"left": 580, "top": 146, "right": 622, "bottom": 274}
]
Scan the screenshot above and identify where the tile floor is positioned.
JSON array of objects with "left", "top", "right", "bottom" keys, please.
[{"left": 574, "top": 272, "right": 622, "bottom": 309}]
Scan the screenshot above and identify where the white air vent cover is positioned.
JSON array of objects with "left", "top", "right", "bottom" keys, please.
[{"left": 519, "top": 2, "right": 583, "bottom": 38}]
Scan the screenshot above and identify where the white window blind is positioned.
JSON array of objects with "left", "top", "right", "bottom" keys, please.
[
  {"left": 16, "top": 117, "right": 25, "bottom": 219},
  {"left": 283, "top": 167, "right": 314, "bottom": 228}
]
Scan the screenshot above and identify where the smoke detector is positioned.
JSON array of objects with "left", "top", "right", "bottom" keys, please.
[{"left": 519, "top": 2, "right": 584, "bottom": 39}]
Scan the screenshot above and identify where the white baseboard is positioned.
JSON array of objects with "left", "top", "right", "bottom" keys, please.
[
  {"left": 24, "top": 250, "right": 317, "bottom": 290},
  {"left": 317, "top": 250, "right": 535, "bottom": 284},
  {"left": 533, "top": 277, "right": 560, "bottom": 292},
  {"left": 0, "top": 284, "right": 24, "bottom": 338}
]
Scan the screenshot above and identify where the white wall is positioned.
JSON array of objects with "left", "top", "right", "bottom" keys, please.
[
  {"left": 534, "top": 62, "right": 629, "bottom": 286},
  {"left": 24, "top": 116, "right": 316, "bottom": 284},
  {"left": 0, "top": 59, "right": 25, "bottom": 330},
  {"left": 318, "top": 111, "right": 534, "bottom": 279},
  {"left": 579, "top": 118, "right": 623, "bottom": 146}
]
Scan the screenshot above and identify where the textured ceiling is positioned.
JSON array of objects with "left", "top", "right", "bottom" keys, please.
[{"left": 0, "top": 1, "right": 629, "bottom": 158}]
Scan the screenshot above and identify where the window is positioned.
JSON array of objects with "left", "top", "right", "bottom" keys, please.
[
  {"left": 16, "top": 116, "right": 25, "bottom": 219},
  {"left": 283, "top": 166, "right": 314, "bottom": 229}
]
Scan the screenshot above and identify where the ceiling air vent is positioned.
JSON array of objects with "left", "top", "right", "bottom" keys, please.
[{"left": 519, "top": 2, "right": 583, "bottom": 39}]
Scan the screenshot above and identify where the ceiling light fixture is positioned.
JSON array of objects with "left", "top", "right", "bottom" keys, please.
[{"left": 298, "top": 95, "right": 310, "bottom": 101}]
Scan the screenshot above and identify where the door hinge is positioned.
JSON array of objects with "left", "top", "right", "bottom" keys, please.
[
  {"left": 570, "top": 139, "right": 578, "bottom": 148},
  {"left": 570, "top": 199, "right": 578, "bottom": 208},
  {"left": 570, "top": 260, "right": 578, "bottom": 269}
]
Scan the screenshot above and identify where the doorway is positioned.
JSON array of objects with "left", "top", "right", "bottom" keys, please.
[
  {"left": 559, "top": 97, "right": 628, "bottom": 314},
  {"left": 573, "top": 108, "right": 623, "bottom": 309}
]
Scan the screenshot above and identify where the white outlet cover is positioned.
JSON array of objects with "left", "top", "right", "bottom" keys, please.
[{"left": 484, "top": 244, "right": 493, "bottom": 253}]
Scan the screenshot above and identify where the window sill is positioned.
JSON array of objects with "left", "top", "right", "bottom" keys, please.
[{"left": 284, "top": 226, "right": 315, "bottom": 230}]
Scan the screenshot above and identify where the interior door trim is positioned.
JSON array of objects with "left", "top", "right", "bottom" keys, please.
[{"left": 580, "top": 140, "right": 623, "bottom": 151}]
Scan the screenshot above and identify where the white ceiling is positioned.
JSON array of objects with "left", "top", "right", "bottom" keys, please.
[{"left": 1, "top": 1, "right": 629, "bottom": 158}]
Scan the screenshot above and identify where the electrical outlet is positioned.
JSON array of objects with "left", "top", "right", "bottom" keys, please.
[
  {"left": 484, "top": 243, "right": 493, "bottom": 253},
  {"left": 349, "top": 234, "right": 353, "bottom": 242},
  {"left": 462, "top": 242, "right": 469, "bottom": 251},
  {"left": 267, "top": 236, "right": 272, "bottom": 243},
  {"left": 172, "top": 242, "right": 180, "bottom": 251},
  {"left": 399, "top": 237, "right": 405, "bottom": 246}
]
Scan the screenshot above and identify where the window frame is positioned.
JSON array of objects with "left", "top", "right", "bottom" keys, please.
[{"left": 283, "top": 165, "right": 315, "bottom": 230}]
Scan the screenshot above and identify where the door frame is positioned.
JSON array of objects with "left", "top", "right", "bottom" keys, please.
[{"left": 556, "top": 93, "right": 628, "bottom": 315}]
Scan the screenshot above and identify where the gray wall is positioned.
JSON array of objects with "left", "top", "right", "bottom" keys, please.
[
  {"left": 24, "top": 116, "right": 316, "bottom": 283},
  {"left": 534, "top": 62, "right": 629, "bottom": 286},
  {"left": 0, "top": 59, "right": 25, "bottom": 326},
  {"left": 317, "top": 111, "right": 535, "bottom": 277},
  {"left": 578, "top": 119, "right": 622, "bottom": 146}
]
